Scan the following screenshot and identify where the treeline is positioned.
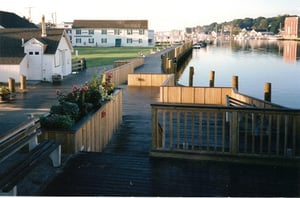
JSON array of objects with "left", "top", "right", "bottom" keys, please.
[{"left": 198, "top": 15, "right": 297, "bottom": 34}]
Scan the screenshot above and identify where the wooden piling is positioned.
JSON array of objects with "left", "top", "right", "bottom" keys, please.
[
  {"left": 264, "top": 82, "right": 272, "bottom": 102},
  {"left": 209, "top": 71, "right": 215, "bottom": 87},
  {"left": 232, "top": 76, "right": 239, "bottom": 90},
  {"left": 189, "top": 66, "right": 194, "bottom": 87},
  {"left": 20, "top": 75, "right": 26, "bottom": 90},
  {"left": 8, "top": 77, "right": 15, "bottom": 93}
]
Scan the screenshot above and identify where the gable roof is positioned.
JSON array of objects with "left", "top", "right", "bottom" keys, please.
[
  {"left": 0, "top": 11, "right": 38, "bottom": 28},
  {"left": 72, "top": 20, "right": 148, "bottom": 29},
  {"left": 0, "top": 28, "right": 65, "bottom": 64}
]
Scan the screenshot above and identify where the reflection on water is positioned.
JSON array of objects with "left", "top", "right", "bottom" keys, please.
[{"left": 178, "top": 40, "right": 300, "bottom": 108}]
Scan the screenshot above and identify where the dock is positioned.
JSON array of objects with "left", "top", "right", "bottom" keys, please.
[{"left": 41, "top": 49, "right": 300, "bottom": 197}]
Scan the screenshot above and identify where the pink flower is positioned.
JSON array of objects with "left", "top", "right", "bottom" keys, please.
[
  {"left": 72, "top": 85, "right": 78, "bottom": 91},
  {"left": 81, "top": 85, "right": 88, "bottom": 92},
  {"left": 106, "top": 72, "right": 113, "bottom": 79}
]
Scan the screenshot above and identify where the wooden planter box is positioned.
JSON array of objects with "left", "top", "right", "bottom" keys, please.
[{"left": 39, "top": 89, "right": 122, "bottom": 154}]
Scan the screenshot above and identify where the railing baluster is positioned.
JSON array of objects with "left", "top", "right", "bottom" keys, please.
[
  {"left": 284, "top": 115, "right": 288, "bottom": 157},
  {"left": 292, "top": 116, "right": 296, "bottom": 157},
  {"left": 177, "top": 112, "right": 180, "bottom": 149},
  {"left": 206, "top": 112, "right": 210, "bottom": 151},
  {"left": 259, "top": 114, "right": 264, "bottom": 154},
  {"left": 169, "top": 111, "right": 173, "bottom": 149},
  {"left": 276, "top": 115, "right": 280, "bottom": 156},
  {"left": 191, "top": 112, "right": 195, "bottom": 150},
  {"left": 251, "top": 113, "right": 255, "bottom": 154},
  {"left": 244, "top": 112, "right": 249, "bottom": 153},
  {"left": 162, "top": 110, "right": 166, "bottom": 148},
  {"left": 222, "top": 112, "right": 226, "bottom": 153},
  {"left": 184, "top": 112, "right": 187, "bottom": 150},
  {"left": 267, "top": 114, "right": 272, "bottom": 155},
  {"left": 199, "top": 112, "right": 203, "bottom": 151},
  {"left": 214, "top": 112, "right": 217, "bottom": 152}
]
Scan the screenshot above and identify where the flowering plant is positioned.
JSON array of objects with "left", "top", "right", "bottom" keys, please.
[{"left": 40, "top": 73, "right": 115, "bottom": 129}]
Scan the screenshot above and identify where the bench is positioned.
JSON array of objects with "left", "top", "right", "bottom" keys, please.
[{"left": 0, "top": 117, "right": 61, "bottom": 195}]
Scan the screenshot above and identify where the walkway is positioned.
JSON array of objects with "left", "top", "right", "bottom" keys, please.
[{"left": 41, "top": 51, "right": 300, "bottom": 196}]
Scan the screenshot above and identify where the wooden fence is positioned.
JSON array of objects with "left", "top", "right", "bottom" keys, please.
[
  {"left": 151, "top": 103, "right": 300, "bottom": 166},
  {"left": 72, "top": 58, "right": 86, "bottom": 72},
  {"left": 103, "top": 58, "right": 144, "bottom": 86},
  {"left": 161, "top": 42, "right": 193, "bottom": 73}
]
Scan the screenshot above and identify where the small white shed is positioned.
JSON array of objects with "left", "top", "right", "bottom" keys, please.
[{"left": 0, "top": 27, "right": 73, "bottom": 82}]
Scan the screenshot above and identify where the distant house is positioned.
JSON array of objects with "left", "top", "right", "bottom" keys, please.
[
  {"left": 68, "top": 19, "right": 154, "bottom": 47},
  {"left": 0, "top": 17, "right": 73, "bottom": 82},
  {"left": 284, "top": 16, "right": 300, "bottom": 39}
]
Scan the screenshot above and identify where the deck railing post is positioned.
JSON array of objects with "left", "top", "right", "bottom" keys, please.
[
  {"left": 8, "top": 77, "right": 15, "bottom": 93},
  {"left": 151, "top": 106, "right": 158, "bottom": 149},
  {"left": 264, "top": 82, "right": 272, "bottom": 102},
  {"left": 209, "top": 70, "right": 215, "bottom": 87},
  {"left": 229, "top": 111, "right": 239, "bottom": 154},
  {"left": 189, "top": 66, "right": 194, "bottom": 87},
  {"left": 232, "top": 76, "right": 239, "bottom": 91}
]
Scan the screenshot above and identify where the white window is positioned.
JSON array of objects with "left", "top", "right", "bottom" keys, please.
[
  {"left": 101, "top": 38, "right": 107, "bottom": 43},
  {"left": 127, "top": 38, "right": 132, "bottom": 43},
  {"left": 88, "top": 38, "right": 94, "bottom": 43},
  {"left": 114, "top": 29, "right": 121, "bottom": 35},
  {"left": 76, "top": 29, "right": 81, "bottom": 35},
  {"left": 89, "top": 30, "right": 94, "bottom": 35},
  {"left": 138, "top": 39, "right": 143, "bottom": 43},
  {"left": 76, "top": 38, "right": 81, "bottom": 43},
  {"left": 139, "top": 29, "right": 144, "bottom": 35},
  {"left": 127, "top": 29, "right": 133, "bottom": 35},
  {"left": 101, "top": 29, "right": 107, "bottom": 35}
]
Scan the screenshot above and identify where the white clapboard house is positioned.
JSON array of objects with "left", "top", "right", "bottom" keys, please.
[
  {"left": 68, "top": 19, "right": 154, "bottom": 47},
  {"left": 0, "top": 17, "right": 73, "bottom": 82}
]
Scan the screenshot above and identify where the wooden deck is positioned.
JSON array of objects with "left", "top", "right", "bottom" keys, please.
[{"left": 41, "top": 52, "right": 300, "bottom": 196}]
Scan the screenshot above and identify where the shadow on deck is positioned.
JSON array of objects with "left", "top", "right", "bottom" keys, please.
[{"left": 42, "top": 86, "right": 300, "bottom": 197}]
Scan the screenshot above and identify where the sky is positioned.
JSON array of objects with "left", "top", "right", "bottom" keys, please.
[{"left": 1, "top": 0, "right": 300, "bottom": 31}]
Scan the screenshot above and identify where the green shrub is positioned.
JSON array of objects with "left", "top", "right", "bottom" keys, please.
[
  {"left": 40, "top": 114, "right": 74, "bottom": 129},
  {"left": 50, "top": 102, "right": 80, "bottom": 120}
]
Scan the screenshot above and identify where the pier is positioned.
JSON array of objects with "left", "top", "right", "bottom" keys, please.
[{"left": 41, "top": 47, "right": 300, "bottom": 196}]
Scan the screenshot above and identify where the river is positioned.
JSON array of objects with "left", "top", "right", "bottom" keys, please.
[{"left": 177, "top": 40, "right": 300, "bottom": 109}]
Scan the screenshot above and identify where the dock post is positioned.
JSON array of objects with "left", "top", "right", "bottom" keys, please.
[
  {"left": 232, "top": 76, "right": 239, "bottom": 91},
  {"left": 8, "top": 77, "right": 15, "bottom": 93},
  {"left": 209, "top": 70, "right": 215, "bottom": 87},
  {"left": 20, "top": 75, "right": 26, "bottom": 90},
  {"left": 264, "top": 82, "right": 272, "bottom": 102},
  {"left": 189, "top": 66, "right": 194, "bottom": 87}
]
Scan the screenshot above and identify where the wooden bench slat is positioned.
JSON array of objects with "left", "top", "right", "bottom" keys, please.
[
  {"left": 0, "top": 131, "right": 39, "bottom": 163},
  {"left": 0, "top": 140, "right": 60, "bottom": 192}
]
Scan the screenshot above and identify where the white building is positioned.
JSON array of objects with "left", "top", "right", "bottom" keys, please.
[
  {"left": 0, "top": 19, "right": 73, "bottom": 82},
  {"left": 68, "top": 20, "right": 154, "bottom": 47}
]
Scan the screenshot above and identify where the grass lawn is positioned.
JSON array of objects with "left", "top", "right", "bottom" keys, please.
[{"left": 72, "top": 47, "right": 155, "bottom": 68}]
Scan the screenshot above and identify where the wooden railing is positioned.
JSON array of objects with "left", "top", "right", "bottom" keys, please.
[
  {"left": 72, "top": 58, "right": 86, "bottom": 72},
  {"left": 151, "top": 103, "right": 300, "bottom": 166},
  {"left": 160, "top": 86, "right": 232, "bottom": 104},
  {"left": 128, "top": 73, "right": 174, "bottom": 87},
  {"left": 103, "top": 58, "right": 144, "bottom": 86},
  {"left": 161, "top": 42, "right": 193, "bottom": 73}
]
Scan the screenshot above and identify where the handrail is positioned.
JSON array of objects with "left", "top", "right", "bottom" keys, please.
[{"left": 151, "top": 103, "right": 300, "bottom": 164}]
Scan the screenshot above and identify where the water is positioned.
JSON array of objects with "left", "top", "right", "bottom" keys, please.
[{"left": 178, "top": 40, "right": 300, "bottom": 109}]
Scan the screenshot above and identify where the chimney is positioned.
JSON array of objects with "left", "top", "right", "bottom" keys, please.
[{"left": 41, "top": 15, "right": 47, "bottom": 37}]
